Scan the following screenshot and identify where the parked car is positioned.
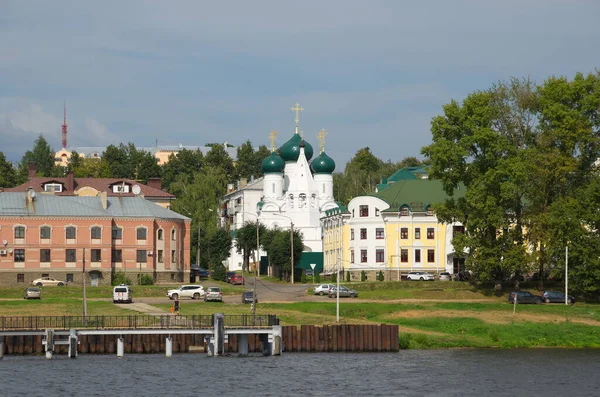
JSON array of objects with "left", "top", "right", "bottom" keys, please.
[
  {"left": 305, "top": 269, "right": 314, "bottom": 277},
  {"left": 32, "top": 277, "right": 66, "bottom": 287},
  {"left": 438, "top": 272, "right": 452, "bottom": 281},
  {"left": 24, "top": 287, "right": 41, "bottom": 299},
  {"left": 167, "top": 285, "right": 205, "bottom": 300},
  {"left": 406, "top": 272, "right": 435, "bottom": 281},
  {"left": 314, "top": 284, "right": 335, "bottom": 296},
  {"left": 508, "top": 291, "right": 542, "bottom": 304},
  {"left": 204, "top": 287, "right": 223, "bottom": 302},
  {"left": 113, "top": 284, "right": 133, "bottom": 304},
  {"left": 542, "top": 291, "right": 575, "bottom": 305},
  {"left": 230, "top": 274, "right": 245, "bottom": 285},
  {"left": 328, "top": 286, "right": 358, "bottom": 298},
  {"left": 242, "top": 291, "right": 257, "bottom": 304},
  {"left": 226, "top": 272, "right": 236, "bottom": 283}
]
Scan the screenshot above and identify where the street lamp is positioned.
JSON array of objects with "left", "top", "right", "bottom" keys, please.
[
  {"left": 274, "top": 213, "right": 295, "bottom": 284},
  {"left": 242, "top": 212, "right": 260, "bottom": 314}
]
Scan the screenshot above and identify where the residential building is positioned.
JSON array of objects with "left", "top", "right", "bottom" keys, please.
[
  {"left": 0, "top": 190, "right": 191, "bottom": 286},
  {"left": 322, "top": 169, "right": 466, "bottom": 280}
]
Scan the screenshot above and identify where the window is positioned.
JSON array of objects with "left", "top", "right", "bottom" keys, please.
[
  {"left": 360, "top": 250, "right": 368, "bottom": 263},
  {"left": 157, "top": 229, "right": 164, "bottom": 240},
  {"left": 171, "top": 229, "right": 176, "bottom": 240},
  {"left": 415, "top": 249, "right": 421, "bottom": 263},
  {"left": 375, "top": 208, "right": 380, "bottom": 217},
  {"left": 415, "top": 228, "right": 421, "bottom": 239},
  {"left": 453, "top": 226, "right": 465, "bottom": 236},
  {"left": 350, "top": 229, "right": 355, "bottom": 240},
  {"left": 427, "top": 228, "right": 435, "bottom": 239},
  {"left": 15, "top": 226, "right": 25, "bottom": 239},
  {"left": 137, "top": 228, "right": 147, "bottom": 240},
  {"left": 40, "top": 226, "right": 51, "bottom": 239},
  {"left": 376, "top": 228, "right": 384, "bottom": 239},
  {"left": 360, "top": 228, "right": 367, "bottom": 240},
  {"left": 272, "top": 183, "right": 275, "bottom": 193},
  {"left": 350, "top": 250, "right": 355, "bottom": 263},
  {"left": 66, "top": 249, "right": 76, "bottom": 262},
  {"left": 322, "top": 184, "right": 325, "bottom": 194},
  {"left": 359, "top": 205, "right": 369, "bottom": 217},
  {"left": 44, "top": 183, "right": 63, "bottom": 192},
  {"left": 376, "top": 249, "right": 385, "bottom": 263},
  {"left": 40, "top": 249, "right": 51, "bottom": 262},
  {"left": 171, "top": 250, "right": 176, "bottom": 262},
  {"left": 14, "top": 249, "right": 25, "bottom": 262},
  {"left": 136, "top": 250, "right": 147, "bottom": 262},
  {"left": 401, "top": 249, "right": 408, "bottom": 263},
  {"left": 427, "top": 249, "right": 435, "bottom": 263},
  {"left": 112, "top": 227, "right": 122, "bottom": 240},
  {"left": 91, "top": 249, "right": 101, "bottom": 262},
  {"left": 66, "top": 227, "right": 76, "bottom": 239},
  {"left": 158, "top": 250, "right": 164, "bottom": 263},
  {"left": 91, "top": 227, "right": 102, "bottom": 239},
  {"left": 112, "top": 249, "right": 122, "bottom": 263},
  {"left": 17, "top": 274, "right": 24, "bottom": 283},
  {"left": 66, "top": 274, "right": 74, "bottom": 283},
  {"left": 112, "top": 184, "right": 130, "bottom": 193},
  {"left": 401, "top": 228, "right": 408, "bottom": 239},
  {"left": 426, "top": 207, "right": 434, "bottom": 216},
  {"left": 42, "top": 273, "right": 49, "bottom": 278},
  {"left": 400, "top": 207, "right": 409, "bottom": 216}
]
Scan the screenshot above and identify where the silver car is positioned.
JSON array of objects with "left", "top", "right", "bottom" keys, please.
[
  {"left": 24, "top": 287, "right": 41, "bottom": 299},
  {"left": 406, "top": 272, "right": 435, "bottom": 281},
  {"left": 167, "top": 285, "right": 205, "bottom": 300},
  {"left": 328, "top": 286, "right": 358, "bottom": 298},
  {"left": 438, "top": 272, "right": 452, "bottom": 281},
  {"left": 314, "top": 284, "right": 335, "bottom": 296},
  {"left": 204, "top": 287, "right": 223, "bottom": 302}
]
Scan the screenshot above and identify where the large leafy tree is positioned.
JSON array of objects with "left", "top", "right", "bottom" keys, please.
[
  {"left": 161, "top": 148, "right": 204, "bottom": 192},
  {"left": 0, "top": 152, "right": 18, "bottom": 187},
  {"left": 207, "top": 228, "right": 233, "bottom": 270},
  {"left": 102, "top": 143, "right": 160, "bottom": 182},
  {"left": 19, "top": 134, "right": 58, "bottom": 179},
  {"left": 260, "top": 226, "right": 303, "bottom": 281},
  {"left": 204, "top": 144, "right": 235, "bottom": 181},
  {"left": 235, "top": 220, "right": 267, "bottom": 273},
  {"left": 68, "top": 152, "right": 111, "bottom": 178}
]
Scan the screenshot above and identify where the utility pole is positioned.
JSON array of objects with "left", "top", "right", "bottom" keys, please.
[
  {"left": 290, "top": 222, "right": 294, "bottom": 285},
  {"left": 82, "top": 248, "right": 87, "bottom": 320},
  {"left": 565, "top": 244, "right": 569, "bottom": 306}
]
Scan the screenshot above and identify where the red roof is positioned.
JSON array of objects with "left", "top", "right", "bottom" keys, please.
[{"left": 5, "top": 177, "right": 174, "bottom": 199}]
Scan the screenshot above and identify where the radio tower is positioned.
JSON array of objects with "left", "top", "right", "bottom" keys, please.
[{"left": 61, "top": 102, "right": 68, "bottom": 149}]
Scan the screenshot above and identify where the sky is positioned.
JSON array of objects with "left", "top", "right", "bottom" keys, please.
[{"left": 1, "top": 0, "right": 599, "bottom": 169}]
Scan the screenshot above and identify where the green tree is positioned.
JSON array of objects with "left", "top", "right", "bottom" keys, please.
[
  {"left": 70, "top": 156, "right": 111, "bottom": 178},
  {"left": 207, "top": 228, "right": 233, "bottom": 268},
  {"left": 19, "top": 134, "right": 57, "bottom": 178},
  {"left": 204, "top": 144, "right": 234, "bottom": 181},
  {"left": 102, "top": 144, "right": 132, "bottom": 178},
  {"left": 234, "top": 140, "right": 260, "bottom": 181},
  {"left": 235, "top": 220, "right": 267, "bottom": 273},
  {"left": 261, "top": 226, "right": 303, "bottom": 281},
  {"left": 0, "top": 152, "right": 18, "bottom": 187},
  {"left": 161, "top": 148, "right": 204, "bottom": 192}
]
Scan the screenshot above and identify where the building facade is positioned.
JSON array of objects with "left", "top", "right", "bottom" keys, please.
[
  {"left": 0, "top": 191, "right": 190, "bottom": 286},
  {"left": 322, "top": 168, "right": 466, "bottom": 281}
]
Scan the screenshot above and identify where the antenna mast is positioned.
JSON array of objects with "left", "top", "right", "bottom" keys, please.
[{"left": 61, "top": 102, "right": 68, "bottom": 149}]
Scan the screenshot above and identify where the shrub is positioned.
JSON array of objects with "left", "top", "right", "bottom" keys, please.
[
  {"left": 346, "top": 271, "right": 351, "bottom": 282},
  {"left": 139, "top": 274, "right": 154, "bottom": 285},
  {"left": 378, "top": 271, "right": 384, "bottom": 282},
  {"left": 315, "top": 273, "right": 321, "bottom": 283},
  {"left": 301, "top": 272, "right": 307, "bottom": 284},
  {"left": 398, "top": 333, "right": 411, "bottom": 349},
  {"left": 112, "top": 272, "right": 132, "bottom": 286},
  {"left": 361, "top": 271, "right": 366, "bottom": 282},
  {"left": 332, "top": 272, "right": 337, "bottom": 283},
  {"left": 212, "top": 262, "right": 226, "bottom": 282},
  {"left": 489, "top": 329, "right": 500, "bottom": 342}
]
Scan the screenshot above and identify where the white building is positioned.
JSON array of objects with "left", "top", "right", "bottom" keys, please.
[{"left": 221, "top": 104, "right": 338, "bottom": 274}]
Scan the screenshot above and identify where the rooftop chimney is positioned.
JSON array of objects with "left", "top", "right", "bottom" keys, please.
[
  {"left": 147, "top": 177, "right": 162, "bottom": 190},
  {"left": 65, "top": 170, "right": 75, "bottom": 192},
  {"left": 28, "top": 163, "right": 36, "bottom": 180}
]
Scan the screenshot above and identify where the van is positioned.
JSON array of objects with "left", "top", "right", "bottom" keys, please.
[{"left": 113, "top": 284, "right": 133, "bottom": 303}]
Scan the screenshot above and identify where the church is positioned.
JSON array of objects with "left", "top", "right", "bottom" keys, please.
[{"left": 221, "top": 104, "right": 338, "bottom": 278}]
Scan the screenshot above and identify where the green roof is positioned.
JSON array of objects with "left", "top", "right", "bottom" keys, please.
[
  {"left": 372, "top": 179, "right": 465, "bottom": 212},
  {"left": 324, "top": 203, "right": 348, "bottom": 217},
  {"left": 296, "top": 252, "right": 324, "bottom": 273}
]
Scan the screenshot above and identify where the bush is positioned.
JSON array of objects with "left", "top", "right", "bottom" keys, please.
[
  {"left": 301, "top": 272, "right": 307, "bottom": 284},
  {"left": 332, "top": 272, "right": 337, "bottom": 283},
  {"left": 398, "top": 333, "right": 411, "bottom": 349},
  {"left": 139, "top": 274, "right": 154, "bottom": 285},
  {"left": 346, "top": 271, "right": 351, "bottom": 282},
  {"left": 212, "top": 262, "right": 226, "bottom": 282},
  {"left": 315, "top": 273, "right": 321, "bottom": 283},
  {"left": 361, "top": 271, "right": 366, "bottom": 282},
  {"left": 378, "top": 271, "right": 384, "bottom": 282},
  {"left": 112, "top": 272, "right": 132, "bottom": 286}
]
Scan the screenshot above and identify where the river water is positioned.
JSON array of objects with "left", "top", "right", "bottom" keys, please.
[{"left": 1, "top": 349, "right": 598, "bottom": 396}]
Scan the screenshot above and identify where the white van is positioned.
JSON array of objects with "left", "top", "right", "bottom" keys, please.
[{"left": 113, "top": 284, "right": 133, "bottom": 303}]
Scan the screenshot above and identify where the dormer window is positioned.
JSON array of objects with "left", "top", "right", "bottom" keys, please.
[
  {"left": 44, "top": 183, "right": 63, "bottom": 192},
  {"left": 112, "top": 183, "right": 130, "bottom": 193}
]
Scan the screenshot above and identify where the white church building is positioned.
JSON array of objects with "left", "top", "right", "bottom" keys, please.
[{"left": 221, "top": 104, "right": 338, "bottom": 274}]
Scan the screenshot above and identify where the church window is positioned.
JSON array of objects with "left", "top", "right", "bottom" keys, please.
[
  {"left": 299, "top": 193, "right": 306, "bottom": 208},
  {"left": 322, "top": 184, "right": 325, "bottom": 194},
  {"left": 272, "top": 183, "right": 275, "bottom": 193}
]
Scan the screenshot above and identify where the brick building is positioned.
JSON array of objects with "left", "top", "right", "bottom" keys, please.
[{"left": 0, "top": 190, "right": 190, "bottom": 286}]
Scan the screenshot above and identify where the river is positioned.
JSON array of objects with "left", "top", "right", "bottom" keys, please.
[{"left": 1, "top": 349, "right": 598, "bottom": 396}]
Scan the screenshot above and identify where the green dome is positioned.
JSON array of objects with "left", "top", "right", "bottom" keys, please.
[
  {"left": 310, "top": 151, "right": 336, "bottom": 174},
  {"left": 279, "top": 134, "right": 314, "bottom": 162},
  {"left": 261, "top": 152, "right": 285, "bottom": 173}
]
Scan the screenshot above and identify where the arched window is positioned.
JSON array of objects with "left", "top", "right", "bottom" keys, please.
[
  {"left": 157, "top": 229, "right": 164, "bottom": 240},
  {"left": 91, "top": 226, "right": 102, "bottom": 239},
  {"left": 40, "top": 226, "right": 51, "bottom": 239},
  {"left": 14, "top": 226, "right": 25, "bottom": 239},
  {"left": 66, "top": 226, "right": 76, "bottom": 239},
  {"left": 171, "top": 229, "right": 177, "bottom": 241},
  {"left": 136, "top": 227, "right": 147, "bottom": 240}
]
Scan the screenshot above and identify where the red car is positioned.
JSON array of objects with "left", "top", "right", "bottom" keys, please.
[{"left": 230, "top": 274, "right": 245, "bottom": 285}]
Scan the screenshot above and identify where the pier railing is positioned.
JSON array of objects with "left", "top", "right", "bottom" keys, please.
[{"left": 0, "top": 315, "right": 278, "bottom": 331}]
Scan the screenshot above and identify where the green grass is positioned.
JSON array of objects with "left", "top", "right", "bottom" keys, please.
[{"left": 0, "top": 299, "right": 135, "bottom": 316}]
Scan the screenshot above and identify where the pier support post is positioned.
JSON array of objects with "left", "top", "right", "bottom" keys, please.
[
  {"left": 117, "top": 337, "right": 124, "bottom": 358},
  {"left": 165, "top": 337, "right": 172, "bottom": 357},
  {"left": 272, "top": 326, "right": 282, "bottom": 356},
  {"left": 213, "top": 313, "right": 225, "bottom": 356},
  {"left": 238, "top": 334, "right": 248, "bottom": 356},
  {"left": 260, "top": 334, "right": 271, "bottom": 356},
  {"left": 207, "top": 337, "right": 215, "bottom": 356},
  {"left": 0, "top": 337, "right": 4, "bottom": 359},
  {"left": 68, "top": 329, "right": 78, "bottom": 359},
  {"left": 45, "top": 329, "right": 54, "bottom": 360}
]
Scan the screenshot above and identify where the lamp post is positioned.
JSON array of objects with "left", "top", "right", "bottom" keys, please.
[
  {"left": 565, "top": 244, "right": 569, "bottom": 306},
  {"left": 275, "top": 213, "right": 295, "bottom": 284},
  {"left": 243, "top": 212, "right": 260, "bottom": 314},
  {"left": 336, "top": 214, "right": 341, "bottom": 323}
]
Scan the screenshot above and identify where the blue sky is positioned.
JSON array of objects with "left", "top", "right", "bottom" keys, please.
[{"left": 1, "top": 0, "right": 599, "bottom": 169}]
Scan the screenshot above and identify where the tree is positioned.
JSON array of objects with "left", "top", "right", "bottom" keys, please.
[
  {"left": 207, "top": 228, "right": 233, "bottom": 269},
  {"left": 204, "top": 144, "right": 234, "bottom": 181},
  {"left": 103, "top": 144, "right": 132, "bottom": 178},
  {"left": 235, "top": 220, "right": 267, "bottom": 273},
  {"left": 161, "top": 148, "right": 204, "bottom": 192},
  {"left": 102, "top": 142, "right": 160, "bottom": 182},
  {"left": 234, "top": 140, "right": 260, "bottom": 181},
  {"left": 19, "top": 134, "right": 57, "bottom": 178},
  {"left": 261, "top": 226, "right": 303, "bottom": 281},
  {"left": 0, "top": 152, "right": 17, "bottom": 187}
]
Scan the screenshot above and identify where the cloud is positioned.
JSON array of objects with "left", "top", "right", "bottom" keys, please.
[{"left": 82, "top": 117, "right": 120, "bottom": 146}]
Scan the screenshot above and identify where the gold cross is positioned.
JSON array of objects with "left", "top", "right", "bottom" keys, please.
[
  {"left": 291, "top": 103, "right": 304, "bottom": 125},
  {"left": 269, "top": 130, "right": 278, "bottom": 152},
  {"left": 317, "top": 128, "right": 327, "bottom": 153}
]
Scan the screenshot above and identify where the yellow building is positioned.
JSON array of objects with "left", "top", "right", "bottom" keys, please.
[{"left": 321, "top": 168, "right": 466, "bottom": 281}]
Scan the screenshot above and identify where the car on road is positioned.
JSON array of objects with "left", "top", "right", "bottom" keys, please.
[
  {"left": 113, "top": 284, "right": 133, "bottom": 303},
  {"left": 542, "top": 291, "right": 575, "bottom": 305},
  {"left": 406, "top": 272, "right": 435, "bottom": 281},
  {"left": 167, "top": 285, "right": 205, "bottom": 300},
  {"left": 32, "top": 277, "right": 66, "bottom": 287},
  {"left": 242, "top": 291, "right": 257, "bottom": 304},
  {"left": 328, "top": 286, "right": 358, "bottom": 298},
  {"left": 438, "top": 272, "right": 452, "bottom": 281},
  {"left": 508, "top": 291, "right": 542, "bottom": 304},
  {"left": 24, "top": 287, "right": 41, "bottom": 299},
  {"left": 231, "top": 274, "right": 245, "bottom": 285},
  {"left": 204, "top": 287, "right": 223, "bottom": 302},
  {"left": 226, "top": 272, "right": 236, "bottom": 283},
  {"left": 314, "top": 284, "right": 335, "bottom": 296}
]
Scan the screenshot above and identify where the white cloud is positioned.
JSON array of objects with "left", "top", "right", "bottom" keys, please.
[{"left": 82, "top": 117, "right": 120, "bottom": 145}]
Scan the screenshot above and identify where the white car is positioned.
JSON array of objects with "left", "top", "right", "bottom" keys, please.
[
  {"left": 314, "top": 284, "right": 335, "bottom": 296},
  {"left": 167, "top": 285, "right": 205, "bottom": 300},
  {"left": 406, "top": 272, "right": 435, "bottom": 281},
  {"left": 32, "top": 277, "right": 66, "bottom": 287}
]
